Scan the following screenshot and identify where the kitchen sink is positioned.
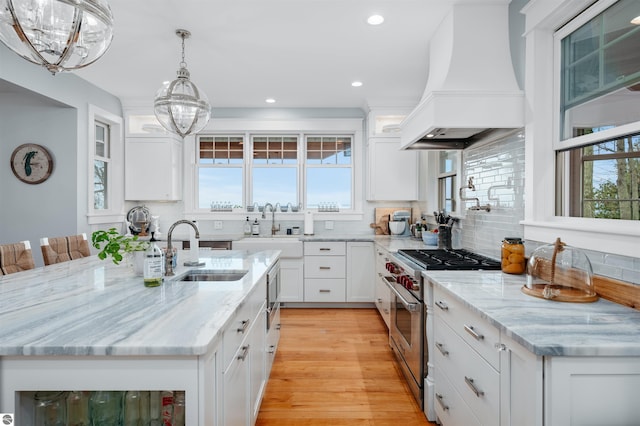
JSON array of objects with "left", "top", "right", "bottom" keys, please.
[{"left": 176, "top": 269, "right": 248, "bottom": 282}]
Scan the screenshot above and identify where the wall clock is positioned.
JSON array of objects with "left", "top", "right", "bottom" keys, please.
[{"left": 10, "top": 143, "right": 54, "bottom": 184}]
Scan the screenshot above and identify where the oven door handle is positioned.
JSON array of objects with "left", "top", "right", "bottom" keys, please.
[{"left": 383, "top": 276, "right": 420, "bottom": 312}]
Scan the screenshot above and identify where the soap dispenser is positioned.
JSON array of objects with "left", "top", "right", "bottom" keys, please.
[
  {"left": 243, "top": 217, "right": 251, "bottom": 235},
  {"left": 252, "top": 218, "right": 260, "bottom": 236}
]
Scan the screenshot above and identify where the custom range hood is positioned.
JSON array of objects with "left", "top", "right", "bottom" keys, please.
[{"left": 400, "top": 0, "right": 524, "bottom": 150}]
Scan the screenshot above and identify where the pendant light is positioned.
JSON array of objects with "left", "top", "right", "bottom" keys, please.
[
  {"left": 153, "top": 29, "right": 211, "bottom": 139},
  {"left": 0, "top": 0, "right": 114, "bottom": 74}
]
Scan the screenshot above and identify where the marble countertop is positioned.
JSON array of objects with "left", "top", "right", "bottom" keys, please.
[
  {"left": 424, "top": 271, "right": 640, "bottom": 357},
  {"left": 0, "top": 250, "right": 279, "bottom": 357}
]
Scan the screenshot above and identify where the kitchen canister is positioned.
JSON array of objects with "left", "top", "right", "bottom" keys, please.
[{"left": 501, "top": 237, "right": 525, "bottom": 274}]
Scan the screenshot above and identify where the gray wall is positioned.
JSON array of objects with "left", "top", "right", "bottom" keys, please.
[{"left": 0, "top": 43, "right": 123, "bottom": 266}]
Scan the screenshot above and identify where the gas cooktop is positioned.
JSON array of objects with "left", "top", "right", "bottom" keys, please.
[{"left": 396, "top": 249, "right": 501, "bottom": 271}]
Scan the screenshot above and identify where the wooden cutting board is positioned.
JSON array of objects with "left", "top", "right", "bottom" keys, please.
[{"left": 370, "top": 207, "right": 412, "bottom": 235}]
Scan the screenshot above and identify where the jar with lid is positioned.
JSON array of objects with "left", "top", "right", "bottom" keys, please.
[{"left": 501, "top": 237, "right": 525, "bottom": 274}]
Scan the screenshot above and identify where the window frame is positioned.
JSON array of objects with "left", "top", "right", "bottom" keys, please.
[
  {"left": 523, "top": 0, "right": 640, "bottom": 257},
  {"left": 87, "top": 105, "right": 125, "bottom": 225},
  {"left": 183, "top": 117, "right": 364, "bottom": 221}
]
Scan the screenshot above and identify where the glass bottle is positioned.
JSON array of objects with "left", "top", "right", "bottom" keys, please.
[
  {"left": 172, "top": 391, "right": 185, "bottom": 426},
  {"left": 149, "top": 391, "right": 162, "bottom": 426},
  {"left": 66, "top": 391, "right": 90, "bottom": 426},
  {"left": 139, "top": 391, "right": 151, "bottom": 425},
  {"left": 89, "top": 391, "right": 122, "bottom": 426},
  {"left": 34, "top": 391, "right": 67, "bottom": 426},
  {"left": 144, "top": 233, "right": 164, "bottom": 287},
  {"left": 501, "top": 237, "right": 526, "bottom": 274},
  {"left": 243, "top": 216, "right": 252, "bottom": 235},
  {"left": 123, "top": 391, "right": 141, "bottom": 426},
  {"left": 161, "top": 390, "right": 174, "bottom": 426}
]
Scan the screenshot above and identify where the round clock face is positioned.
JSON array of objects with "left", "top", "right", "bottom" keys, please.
[{"left": 10, "top": 143, "right": 54, "bottom": 184}]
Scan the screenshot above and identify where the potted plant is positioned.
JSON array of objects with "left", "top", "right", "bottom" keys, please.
[{"left": 91, "top": 228, "right": 150, "bottom": 265}]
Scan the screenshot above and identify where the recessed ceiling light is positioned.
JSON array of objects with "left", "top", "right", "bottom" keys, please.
[
  {"left": 632, "top": 15, "right": 640, "bottom": 25},
  {"left": 265, "top": 98, "right": 276, "bottom": 104},
  {"left": 351, "top": 81, "right": 363, "bottom": 87},
  {"left": 367, "top": 15, "right": 384, "bottom": 26}
]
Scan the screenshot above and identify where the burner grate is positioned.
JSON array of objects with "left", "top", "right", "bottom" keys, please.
[{"left": 397, "top": 249, "right": 501, "bottom": 271}]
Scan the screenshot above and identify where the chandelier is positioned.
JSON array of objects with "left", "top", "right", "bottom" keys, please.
[
  {"left": 0, "top": 0, "right": 114, "bottom": 74},
  {"left": 154, "top": 29, "right": 211, "bottom": 139}
]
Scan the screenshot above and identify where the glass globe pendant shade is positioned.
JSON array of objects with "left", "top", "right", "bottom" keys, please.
[
  {"left": 0, "top": 0, "right": 114, "bottom": 74},
  {"left": 154, "top": 29, "right": 211, "bottom": 139}
]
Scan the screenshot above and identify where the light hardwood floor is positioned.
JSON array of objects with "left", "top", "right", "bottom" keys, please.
[{"left": 256, "top": 308, "right": 436, "bottom": 426}]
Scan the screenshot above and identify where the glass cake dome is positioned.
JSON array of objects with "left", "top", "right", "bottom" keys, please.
[{"left": 522, "top": 237, "right": 598, "bottom": 303}]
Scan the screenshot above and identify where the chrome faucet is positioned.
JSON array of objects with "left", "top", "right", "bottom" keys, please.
[
  {"left": 261, "top": 202, "right": 281, "bottom": 236},
  {"left": 165, "top": 219, "right": 200, "bottom": 276}
]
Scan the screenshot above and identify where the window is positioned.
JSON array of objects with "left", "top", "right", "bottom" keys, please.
[
  {"left": 87, "top": 105, "right": 124, "bottom": 225},
  {"left": 195, "top": 132, "right": 354, "bottom": 211},
  {"left": 438, "top": 151, "right": 458, "bottom": 213},
  {"left": 558, "top": 131, "right": 640, "bottom": 219},
  {"left": 94, "top": 121, "right": 110, "bottom": 210},
  {"left": 306, "top": 136, "right": 352, "bottom": 209},
  {"left": 197, "top": 136, "right": 244, "bottom": 209},
  {"left": 556, "top": 0, "right": 640, "bottom": 220},
  {"left": 253, "top": 136, "right": 298, "bottom": 207},
  {"left": 559, "top": 0, "right": 640, "bottom": 141}
]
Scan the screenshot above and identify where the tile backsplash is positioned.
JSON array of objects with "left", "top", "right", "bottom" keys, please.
[{"left": 460, "top": 130, "right": 640, "bottom": 286}]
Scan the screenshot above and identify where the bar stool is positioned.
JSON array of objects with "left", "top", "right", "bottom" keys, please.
[
  {"left": 0, "top": 240, "right": 36, "bottom": 275},
  {"left": 40, "top": 233, "right": 91, "bottom": 266}
]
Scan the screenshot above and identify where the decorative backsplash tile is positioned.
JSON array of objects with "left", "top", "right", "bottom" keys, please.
[{"left": 461, "top": 130, "right": 640, "bottom": 286}]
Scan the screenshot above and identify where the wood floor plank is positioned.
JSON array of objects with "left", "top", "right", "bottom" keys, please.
[{"left": 256, "top": 308, "right": 436, "bottom": 426}]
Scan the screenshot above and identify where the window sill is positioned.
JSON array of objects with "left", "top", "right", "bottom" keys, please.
[
  {"left": 183, "top": 210, "right": 365, "bottom": 221},
  {"left": 522, "top": 218, "right": 640, "bottom": 258}
]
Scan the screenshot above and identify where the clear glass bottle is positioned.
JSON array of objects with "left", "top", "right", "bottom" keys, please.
[
  {"left": 172, "top": 390, "right": 185, "bottom": 426},
  {"left": 149, "top": 391, "right": 162, "bottom": 426},
  {"left": 66, "top": 391, "right": 89, "bottom": 426},
  {"left": 34, "top": 391, "right": 67, "bottom": 426},
  {"left": 243, "top": 216, "right": 252, "bottom": 235},
  {"left": 144, "top": 233, "right": 164, "bottom": 287},
  {"left": 501, "top": 237, "right": 525, "bottom": 274},
  {"left": 123, "top": 391, "right": 141, "bottom": 426},
  {"left": 89, "top": 391, "right": 122, "bottom": 426}
]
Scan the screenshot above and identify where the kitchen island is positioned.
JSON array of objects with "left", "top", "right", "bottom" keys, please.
[
  {"left": 0, "top": 249, "right": 279, "bottom": 424},
  {"left": 425, "top": 271, "right": 640, "bottom": 426}
]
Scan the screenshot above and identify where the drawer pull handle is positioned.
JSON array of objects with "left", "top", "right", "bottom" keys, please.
[
  {"left": 464, "top": 324, "right": 484, "bottom": 341},
  {"left": 435, "top": 301, "right": 449, "bottom": 311},
  {"left": 435, "top": 393, "right": 449, "bottom": 411},
  {"left": 237, "top": 345, "right": 250, "bottom": 361},
  {"left": 377, "top": 298, "right": 383, "bottom": 303},
  {"left": 464, "top": 376, "right": 484, "bottom": 397},
  {"left": 319, "top": 248, "right": 331, "bottom": 251},
  {"left": 319, "top": 289, "right": 331, "bottom": 293},
  {"left": 319, "top": 266, "right": 331, "bottom": 270},
  {"left": 276, "top": 323, "right": 281, "bottom": 330},
  {"left": 268, "top": 345, "right": 276, "bottom": 354},
  {"left": 237, "top": 319, "right": 250, "bottom": 334},
  {"left": 435, "top": 342, "right": 449, "bottom": 356}
]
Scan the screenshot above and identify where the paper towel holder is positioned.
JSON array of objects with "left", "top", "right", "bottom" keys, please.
[{"left": 304, "top": 210, "right": 314, "bottom": 235}]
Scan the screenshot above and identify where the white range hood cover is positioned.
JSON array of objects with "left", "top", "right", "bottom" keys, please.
[{"left": 400, "top": 0, "right": 524, "bottom": 149}]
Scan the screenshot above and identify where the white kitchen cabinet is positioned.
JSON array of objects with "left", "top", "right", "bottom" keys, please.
[
  {"left": 499, "top": 333, "right": 543, "bottom": 426},
  {"left": 345, "top": 242, "right": 374, "bottom": 302},
  {"left": 304, "top": 241, "right": 346, "bottom": 302},
  {"left": 125, "top": 136, "right": 182, "bottom": 201},
  {"left": 279, "top": 258, "right": 304, "bottom": 302},
  {"left": 544, "top": 356, "right": 640, "bottom": 426},
  {"left": 433, "top": 286, "right": 502, "bottom": 426},
  {"left": 366, "top": 136, "right": 418, "bottom": 201},
  {"left": 221, "top": 278, "right": 267, "bottom": 426}
]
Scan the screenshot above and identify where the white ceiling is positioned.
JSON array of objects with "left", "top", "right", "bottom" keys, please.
[{"left": 74, "top": 0, "right": 455, "bottom": 110}]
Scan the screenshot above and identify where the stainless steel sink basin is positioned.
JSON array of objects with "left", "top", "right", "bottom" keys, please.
[{"left": 177, "top": 269, "right": 248, "bottom": 282}]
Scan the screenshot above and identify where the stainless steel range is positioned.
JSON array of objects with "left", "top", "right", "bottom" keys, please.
[{"left": 383, "top": 249, "right": 500, "bottom": 421}]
